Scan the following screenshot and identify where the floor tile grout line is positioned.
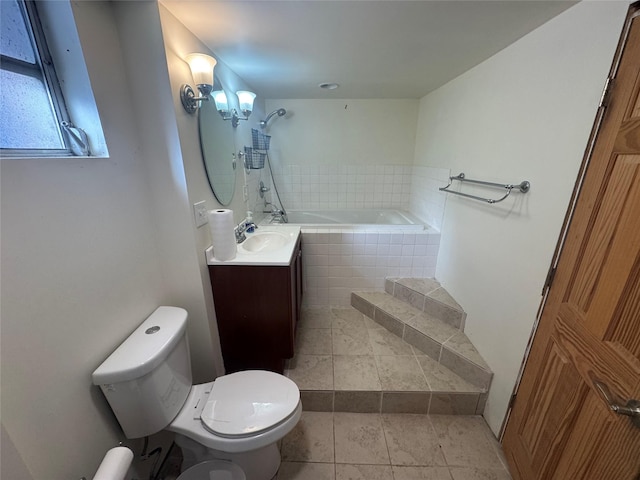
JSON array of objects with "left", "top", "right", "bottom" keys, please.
[
  {"left": 379, "top": 413, "right": 393, "bottom": 467},
  {"left": 415, "top": 353, "right": 434, "bottom": 392},
  {"left": 426, "top": 414, "right": 449, "bottom": 468},
  {"left": 483, "top": 421, "right": 511, "bottom": 473},
  {"left": 331, "top": 410, "right": 336, "bottom": 467},
  {"left": 364, "top": 322, "right": 383, "bottom": 387}
]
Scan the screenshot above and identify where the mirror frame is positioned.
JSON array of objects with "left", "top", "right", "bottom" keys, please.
[{"left": 198, "top": 77, "right": 237, "bottom": 206}]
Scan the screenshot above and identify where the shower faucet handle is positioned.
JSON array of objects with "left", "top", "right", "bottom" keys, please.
[{"left": 259, "top": 181, "right": 270, "bottom": 195}]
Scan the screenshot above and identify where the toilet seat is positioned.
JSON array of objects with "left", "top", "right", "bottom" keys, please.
[
  {"left": 201, "top": 371, "right": 300, "bottom": 437},
  {"left": 167, "top": 373, "right": 302, "bottom": 454}
]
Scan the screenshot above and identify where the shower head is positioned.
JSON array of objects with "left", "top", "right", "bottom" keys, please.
[{"left": 259, "top": 108, "right": 287, "bottom": 129}]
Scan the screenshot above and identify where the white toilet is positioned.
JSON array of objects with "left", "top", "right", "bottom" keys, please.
[{"left": 92, "top": 306, "right": 302, "bottom": 480}]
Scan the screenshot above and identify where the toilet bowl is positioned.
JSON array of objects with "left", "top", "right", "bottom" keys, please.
[
  {"left": 168, "top": 373, "right": 302, "bottom": 479},
  {"left": 92, "top": 306, "right": 301, "bottom": 480},
  {"left": 177, "top": 460, "right": 245, "bottom": 480}
]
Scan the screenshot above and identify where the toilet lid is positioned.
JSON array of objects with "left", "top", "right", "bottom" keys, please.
[{"left": 200, "top": 370, "right": 300, "bottom": 437}]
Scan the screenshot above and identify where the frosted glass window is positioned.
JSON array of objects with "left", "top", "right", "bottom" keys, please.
[
  {"left": 1, "top": 0, "right": 35, "bottom": 62},
  {"left": 1, "top": 70, "right": 63, "bottom": 149},
  {"left": 1, "top": 0, "right": 71, "bottom": 153}
]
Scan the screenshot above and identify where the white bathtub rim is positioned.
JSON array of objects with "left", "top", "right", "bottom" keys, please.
[{"left": 258, "top": 209, "right": 436, "bottom": 232}]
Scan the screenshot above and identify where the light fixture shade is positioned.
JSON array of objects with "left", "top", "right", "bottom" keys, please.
[
  {"left": 236, "top": 90, "right": 256, "bottom": 114},
  {"left": 185, "top": 53, "right": 217, "bottom": 87},
  {"left": 212, "top": 90, "right": 229, "bottom": 112}
]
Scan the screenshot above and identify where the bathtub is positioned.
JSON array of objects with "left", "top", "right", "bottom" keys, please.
[
  {"left": 263, "top": 209, "right": 429, "bottom": 231},
  {"left": 260, "top": 209, "right": 440, "bottom": 306}
]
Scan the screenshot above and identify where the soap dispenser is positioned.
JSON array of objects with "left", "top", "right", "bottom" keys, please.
[{"left": 245, "top": 211, "right": 255, "bottom": 233}]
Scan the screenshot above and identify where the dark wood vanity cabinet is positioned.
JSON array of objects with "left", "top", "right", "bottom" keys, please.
[{"left": 208, "top": 238, "right": 302, "bottom": 374}]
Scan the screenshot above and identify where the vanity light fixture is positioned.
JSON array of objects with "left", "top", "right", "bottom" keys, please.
[
  {"left": 211, "top": 89, "right": 256, "bottom": 128},
  {"left": 212, "top": 89, "right": 230, "bottom": 112},
  {"left": 180, "top": 53, "right": 217, "bottom": 114}
]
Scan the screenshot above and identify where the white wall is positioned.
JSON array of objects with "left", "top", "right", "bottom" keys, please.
[
  {"left": 0, "top": 2, "right": 220, "bottom": 479},
  {"left": 414, "top": 1, "right": 628, "bottom": 434},
  {"left": 112, "top": 1, "right": 221, "bottom": 385},
  {"left": 265, "top": 99, "right": 418, "bottom": 167}
]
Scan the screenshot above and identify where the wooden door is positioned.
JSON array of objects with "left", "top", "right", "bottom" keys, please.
[{"left": 502, "top": 8, "right": 640, "bottom": 480}]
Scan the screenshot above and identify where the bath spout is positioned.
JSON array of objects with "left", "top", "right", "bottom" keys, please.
[{"left": 264, "top": 201, "right": 288, "bottom": 223}]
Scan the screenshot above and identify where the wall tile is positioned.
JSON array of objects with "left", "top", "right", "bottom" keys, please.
[{"left": 300, "top": 226, "right": 440, "bottom": 306}]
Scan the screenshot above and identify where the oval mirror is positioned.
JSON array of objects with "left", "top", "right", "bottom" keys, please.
[{"left": 198, "top": 83, "right": 236, "bottom": 206}]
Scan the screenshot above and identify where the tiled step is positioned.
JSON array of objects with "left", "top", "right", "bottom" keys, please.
[
  {"left": 285, "top": 305, "right": 488, "bottom": 416},
  {"left": 385, "top": 277, "right": 466, "bottom": 330},
  {"left": 351, "top": 283, "right": 493, "bottom": 392}
]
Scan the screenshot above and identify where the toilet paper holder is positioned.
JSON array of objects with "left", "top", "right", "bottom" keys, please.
[{"left": 81, "top": 443, "right": 133, "bottom": 480}]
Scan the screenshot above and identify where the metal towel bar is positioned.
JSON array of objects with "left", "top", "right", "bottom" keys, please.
[{"left": 439, "top": 172, "right": 530, "bottom": 204}]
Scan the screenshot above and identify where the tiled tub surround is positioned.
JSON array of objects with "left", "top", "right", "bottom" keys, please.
[
  {"left": 247, "top": 164, "right": 449, "bottom": 305},
  {"left": 351, "top": 280, "right": 493, "bottom": 391},
  {"left": 268, "top": 164, "right": 414, "bottom": 211},
  {"left": 286, "top": 306, "right": 488, "bottom": 416},
  {"left": 302, "top": 229, "right": 441, "bottom": 306},
  {"left": 261, "top": 164, "right": 449, "bottom": 228}
]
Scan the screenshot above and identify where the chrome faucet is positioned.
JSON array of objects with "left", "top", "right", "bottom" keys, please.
[
  {"left": 234, "top": 217, "right": 257, "bottom": 243},
  {"left": 234, "top": 223, "right": 247, "bottom": 243}
]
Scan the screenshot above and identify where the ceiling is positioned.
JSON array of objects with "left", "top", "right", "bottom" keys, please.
[{"left": 161, "top": 0, "right": 576, "bottom": 99}]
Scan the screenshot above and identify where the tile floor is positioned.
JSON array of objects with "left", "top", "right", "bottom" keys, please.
[
  {"left": 277, "top": 411, "right": 512, "bottom": 480},
  {"left": 285, "top": 306, "right": 485, "bottom": 415}
]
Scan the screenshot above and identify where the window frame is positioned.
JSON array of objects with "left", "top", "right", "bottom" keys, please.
[{"left": 1, "top": 0, "right": 76, "bottom": 157}]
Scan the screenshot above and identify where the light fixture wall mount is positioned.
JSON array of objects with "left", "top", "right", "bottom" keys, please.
[
  {"left": 212, "top": 89, "right": 256, "bottom": 128},
  {"left": 180, "top": 53, "right": 218, "bottom": 114},
  {"left": 180, "top": 84, "right": 207, "bottom": 114},
  {"left": 180, "top": 53, "right": 256, "bottom": 126}
]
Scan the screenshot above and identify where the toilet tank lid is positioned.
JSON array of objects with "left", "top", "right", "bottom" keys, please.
[{"left": 92, "top": 306, "right": 188, "bottom": 385}]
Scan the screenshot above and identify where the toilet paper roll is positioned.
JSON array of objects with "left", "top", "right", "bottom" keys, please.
[
  {"left": 93, "top": 446, "right": 133, "bottom": 480},
  {"left": 208, "top": 209, "right": 237, "bottom": 261}
]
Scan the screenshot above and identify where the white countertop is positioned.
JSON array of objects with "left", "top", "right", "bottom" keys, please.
[{"left": 206, "top": 226, "right": 301, "bottom": 266}]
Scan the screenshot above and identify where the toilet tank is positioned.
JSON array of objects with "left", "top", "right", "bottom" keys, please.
[{"left": 92, "top": 306, "right": 192, "bottom": 438}]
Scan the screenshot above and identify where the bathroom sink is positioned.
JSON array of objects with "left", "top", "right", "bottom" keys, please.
[
  {"left": 239, "top": 231, "right": 290, "bottom": 254},
  {"left": 206, "top": 226, "right": 300, "bottom": 266}
]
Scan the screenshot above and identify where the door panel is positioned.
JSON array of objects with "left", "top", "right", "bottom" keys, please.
[
  {"left": 551, "top": 393, "right": 617, "bottom": 479},
  {"left": 567, "top": 154, "right": 640, "bottom": 321},
  {"left": 517, "top": 340, "right": 583, "bottom": 472},
  {"left": 503, "top": 10, "right": 640, "bottom": 479},
  {"left": 607, "top": 255, "right": 640, "bottom": 356}
]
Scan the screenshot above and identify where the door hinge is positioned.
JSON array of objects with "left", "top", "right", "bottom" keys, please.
[
  {"left": 542, "top": 266, "right": 557, "bottom": 294},
  {"left": 599, "top": 77, "right": 613, "bottom": 108},
  {"left": 509, "top": 393, "right": 517, "bottom": 409}
]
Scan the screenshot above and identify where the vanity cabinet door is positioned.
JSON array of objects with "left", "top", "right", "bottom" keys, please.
[{"left": 208, "top": 239, "right": 302, "bottom": 374}]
